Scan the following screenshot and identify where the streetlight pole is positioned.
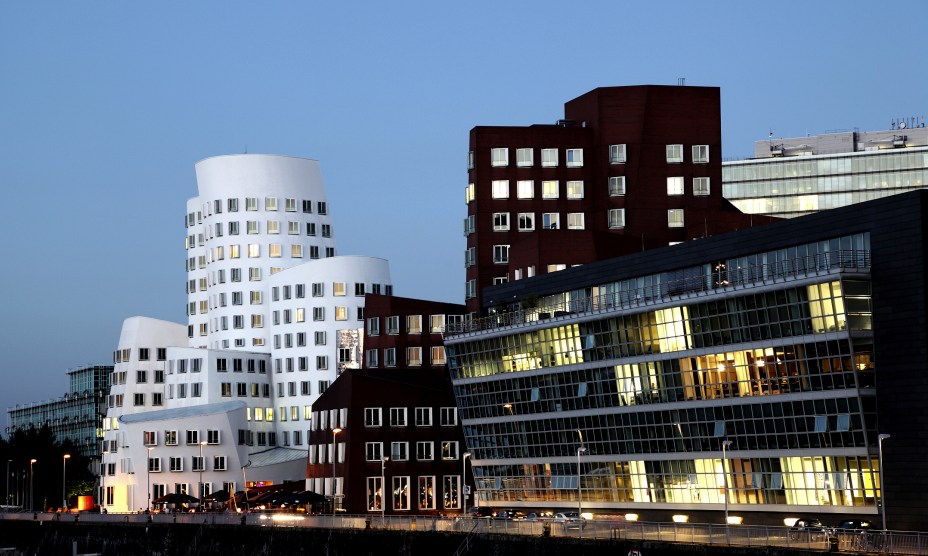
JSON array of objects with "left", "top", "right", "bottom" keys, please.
[
  {"left": 29, "top": 459, "right": 36, "bottom": 512},
  {"left": 576, "top": 430, "right": 585, "bottom": 521},
  {"left": 332, "top": 427, "right": 342, "bottom": 517},
  {"left": 5, "top": 460, "right": 10, "bottom": 507},
  {"left": 147, "top": 447, "right": 153, "bottom": 513},
  {"left": 380, "top": 456, "right": 389, "bottom": 526},
  {"left": 241, "top": 460, "right": 251, "bottom": 512},
  {"left": 722, "top": 440, "right": 733, "bottom": 543},
  {"left": 62, "top": 454, "right": 71, "bottom": 511},
  {"left": 878, "top": 434, "right": 891, "bottom": 531},
  {"left": 100, "top": 450, "right": 108, "bottom": 513},
  {"left": 199, "top": 440, "right": 207, "bottom": 509},
  {"left": 462, "top": 452, "right": 471, "bottom": 517}
]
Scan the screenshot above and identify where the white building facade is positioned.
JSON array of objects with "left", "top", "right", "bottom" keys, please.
[{"left": 100, "top": 155, "right": 393, "bottom": 512}]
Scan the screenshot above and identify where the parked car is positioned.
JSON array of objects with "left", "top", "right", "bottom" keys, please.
[
  {"left": 494, "top": 509, "right": 526, "bottom": 520},
  {"left": 553, "top": 512, "right": 583, "bottom": 522},
  {"left": 789, "top": 517, "right": 831, "bottom": 541},
  {"left": 526, "top": 511, "right": 553, "bottom": 521},
  {"left": 835, "top": 519, "right": 873, "bottom": 532},
  {"left": 468, "top": 507, "right": 494, "bottom": 518}
]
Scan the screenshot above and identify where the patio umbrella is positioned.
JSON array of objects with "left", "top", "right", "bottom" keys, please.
[
  {"left": 205, "top": 489, "right": 231, "bottom": 502},
  {"left": 153, "top": 492, "right": 200, "bottom": 505}
]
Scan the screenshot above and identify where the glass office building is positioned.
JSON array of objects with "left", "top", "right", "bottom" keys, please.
[
  {"left": 723, "top": 128, "right": 928, "bottom": 218},
  {"left": 445, "top": 191, "right": 928, "bottom": 529}
]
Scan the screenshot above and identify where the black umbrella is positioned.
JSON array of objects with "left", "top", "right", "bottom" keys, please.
[
  {"left": 205, "top": 489, "right": 231, "bottom": 502},
  {"left": 280, "top": 490, "right": 326, "bottom": 505},
  {"left": 153, "top": 492, "right": 200, "bottom": 505}
]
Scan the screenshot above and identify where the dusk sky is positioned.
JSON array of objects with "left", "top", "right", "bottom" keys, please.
[{"left": 1, "top": 1, "right": 925, "bottom": 425}]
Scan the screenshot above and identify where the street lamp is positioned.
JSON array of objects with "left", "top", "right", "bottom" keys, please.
[
  {"left": 332, "top": 427, "right": 342, "bottom": 517},
  {"left": 29, "top": 459, "right": 36, "bottom": 512},
  {"left": 5, "top": 460, "right": 10, "bottom": 506},
  {"left": 722, "top": 440, "right": 733, "bottom": 542},
  {"left": 146, "top": 447, "right": 153, "bottom": 513},
  {"left": 100, "top": 450, "right": 108, "bottom": 513},
  {"left": 878, "top": 434, "right": 891, "bottom": 531},
  {"left": 380, "top": 456, "right": 389, "bottom": 526},
  {"left": 62, "top": 454, "right": 71, "bottom": 511},
  {"left": 462, "top": 452, "right": 471, "bottom": 517},
  {"left": 576, "top": 430, "right": 586, "bottom": 521},
  {"left": 241, "top": 460, "right": 252, "bottom": 512},
  {"left": 199, "top": 440, "right": 207, "bottom": 508}
]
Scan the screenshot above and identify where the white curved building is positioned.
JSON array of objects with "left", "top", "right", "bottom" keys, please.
[
  {"left": 100, "top": 154, "right": 394, "bottom": 512},
  {"left": 267, "top": 255, "right": 391, "bottom": 446},
  {"left": 186, "top": 154, "right": 336, "bottom": 351}
]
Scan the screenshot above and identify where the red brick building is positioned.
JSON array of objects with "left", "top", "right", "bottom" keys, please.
[{"left": 465, "top": 85, "right": 777, "bottom": 314}]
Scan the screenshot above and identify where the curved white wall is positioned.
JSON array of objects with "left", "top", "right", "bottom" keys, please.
[
  {"left": 185, "top": 155, "right": 337, "bottom": 351},
  {"left": 267, "top": 256, "right": 391, "bottom": 446}
]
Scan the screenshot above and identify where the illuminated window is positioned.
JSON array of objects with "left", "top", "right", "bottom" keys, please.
[
  {"left": 247, "top": 244, "right": 260, "bottom": 258},
  {"left": 567, "top": 213, "right": 585, "bottom": 230},
  {"left": 667, "top": 176, "right": 684, "bottom": 196},
  {"left": 609, "top": 144, "right": 627, "bottom": 163},
  {"left": 566, "top": 181, "right": 584, "bottom": 199},
  {"left": 693, "top": 177, "right": 710, "bottom": 196},
  {"left": 541, "top": 148, "right": 558, "bottom": 167},
  {"left": 333, "top": 282, "right": 346, "bottom": 296},
  {"left": 693, "top": 144, "right": 709, "bottom": 163},
  {"left": 609, "top": 176, "right": 626, "bottom": 196},
  {"left": 542, "top": 180, "right": 559, "bottom": 199},
  {"left": 542, "top": 213, "right": 559, "bottom": 230},
  {"left": 491, "top": 147, "right": 508, "bottom": 167},
  {"left": 491, "top": 180, "right": 509, "bottom": 199},
  {"left": 517, "top": 180, "right": 534, "bottom": 199},
  {"left": 516, "top": 148, "right": 533, "bottom": 167},
  {"left": 666, "top": 144, "right": 683, "bottom": 163},
  {"left": 566, "top": 148, "right": 583, "bottom": 167},
  {"left": 668, "top": 209, "right": 685, "bottom": 228},
  {"left": 265, "top": 197, "right": 278, "bottom": 211},
  {"left": 608, "top": 209, "right": 625, "bottom": 229},
  {"left": 267, "top": 220, "right": 280, "bottom": 234},
  {"left": 269, "top": 244, "right": 281, "bottom": 258}
]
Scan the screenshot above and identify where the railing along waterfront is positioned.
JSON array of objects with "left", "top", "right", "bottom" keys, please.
[
  {"left": 2, "top": 511, "right": 926, "bottom": 554},
  {"left": 446, "top": 250, "right": 871, "bottom": 337}
]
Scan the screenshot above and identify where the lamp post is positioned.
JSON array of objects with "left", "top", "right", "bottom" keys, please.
[
  {"left": 878, "top": 434, "right": 891, "bottom": 531},
  {"left": 29, "top": 459, "right": 36, "bottom": 512},
  {"left": 722, "top": 439, "right": 733, "bottom": 543},
  {"left": 332, "top": 427, "right": 342, "bottom": 517},
  {"left": 5, "top": 460, "right": 10, "bottom": 506},
  {"left": 100, "top": 450, "right": 108, "bottom": 513},
  {"left": 462, "top": 452, "right": 471, "bottom": 517},
  {"left": 241, "top": 460, "right": 251, "bottom": 512},
  {"left": 380, "top": 456, "right": 389, "bottom": 526},
  {"left": 576, "top": 430, "right": 586, "bottom": 521},
  {"left": 199, "top": 440, "right": 207, "bottom": 509},
  {"left": 62, "top": 454, "right": 71, "bottom": 511},
  {"left": 146, "top": 447, "right": 153, "bottom": 513}
]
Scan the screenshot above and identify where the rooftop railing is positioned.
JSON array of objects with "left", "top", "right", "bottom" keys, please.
[{"left": 447, "top": 250, "right": 870, "bottom": 337}]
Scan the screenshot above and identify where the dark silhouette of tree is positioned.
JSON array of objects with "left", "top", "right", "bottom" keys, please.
[{"left": 3, "top": 426, "right": 95, "bottom": 510}]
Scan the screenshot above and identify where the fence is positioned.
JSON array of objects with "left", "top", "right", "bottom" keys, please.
[{"left": 2, "top": 511, "right": 927, "bottom": 554}]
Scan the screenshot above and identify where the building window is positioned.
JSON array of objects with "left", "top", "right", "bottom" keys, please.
[
  {"left": 541, "top": 148, "right": 558, "bottom": 167},
  {"left": 566, "top": 148, "right": 583, "bottom": 167},
  {"left": 366, "top": 442, "right": 383, "bottom": 461},
  {"left": 164, "top": 430, "right": 178, "bottom": 446},
  {"left": 667, "top": 176, "right": 684, "bottom": 196},
  {"left": 608, "top": 176, "right": 626, "bottom": 196},
  {"left": 443, "top": 476, "right": 460, "bottom": 509},
  {"left": 415, "top": 407, "right": 432, "bottom": 426},
  {"left": 609, "top": 144, "right": 627, "bottom": 164},
  {"left": 441, "top": 441, "right": 459, "bottom": 460},
  {"left": 247, "top": 244, "right": 260, "bottom": 258},
  {"left": 207, "top": 429, "right": 220, "bottom": 444},
  {"left": 518, "top": 213, "right": 534, "bottom": 231},
  {"left": 464, "top": 183, "right": 474, "bottom": 204},
  {"left": 407, "top": 315, "right": 422, "bottom": 334},
  {"left": 169, "top": 457, "right": 183, "bottom": 472},
  {"left": 693, "top": 144, "right": 709, "bottom": 163},
  {"left": 466, "top": 150, "right": 474, "bottom": 170},
  {"left": 265, "top": 197, "right": 278, "bottom": 211},
  {"left": 133, "top": 393, "right": 145, "bottom": 406},
  {"left": 493, "top": 212, "right": 510, "bottom": 231},
  {"left": 416, "top": 442, "right": 434, "bottom": 461},
  {"left": 440, "top": 407, "right": 457, "bottom": 426},
  {"left": 566, "top": 180, "right": 584, "bottom": 199},
  {"left": 367, "top": 317, "right": 380, "bottom": 336},
  {"left": 367, "top": 477, "right": 383, "bottom": 512},
  {"left": 516, "top": 147, "right": 533, "bottom": 167},
  {"left": 429, "top": 314, "right": 444, "bottom": 333},
  {"left": 493, "top": 245, "right": 509, "bottom": 264},
  {"left": 392, "top": 476, "right": 411, "bottom": 510},
  {"left": 390, "top": 407, "right": 407, "bottom": 427},
  {"left": 490, "top": 147, "right": 508, "bottom": 167},
  {"left": 313, "top": 307, "right": 325, "bottom": 321},
  {"left": 366, "top": 349, "right": 379, "bottom": 367},
  {"left": 386, "top": 315, "right": 399, "bottom": 335},
  {"left": 317, "top": 201, "right": 327, "bottom": 215},
  {"left": 385, "top": 348, "right": 396, "bottom": 367},
  {"left": 516, "top": 180, "right": 534, "bottom": 199},
  {"left": 291, "top": 244, "right": 303, "bottom": 258},
  {"left": 335, "top": 306, "right": 348, "bottom": 321},
  {"left": 312, "top": 282, "right": 324, "bottom": 297},
  {"left": 192, "top": 456, "right": 205, "bottom": 472},
  {"left": 316, "top": 356, "right": 328, "bottom": 370},
  {"left": 693, "top": 177, "right": 710, "bottom": 196},
  {"left": 431, "top": 346, "right": 446, "bottom": 365},
  {"left": 186, "top": 430, "right": 199, "bottom": 445},
  {"left": 542, "top": 180, "right": 559, "bottom": 199},
  {"left": 567, "top": 213, "right": 585, "bottom": 230},
  {"left": 267, "top": 220, "right": 280, "bottom": 234},
  {"left": 213, "top": 456, "right": 227, "bottom": 471},
  {"left": 407, "top": 347, "right": 422, "bottom": 366},
  {"left": 668, "top": 209, "right": 685, "bottom": 228},
  {"left": 666, "top": 144, "right": 683, "bottom": 163},
  {"left": 365, "top": 407, "right": 382, "bottom": 427},
  {"left": 148, "top": 457, "right": 161, "bottom": 473},
  {"left": 542, "top": 213, "right": 559, "bottom": 230},
  {"left": 391, "top": 442, "right": 409, "bottom": 461},
  {"left": 491, "top": 180, "right": 509, "bottom": 199},
  {"left": 608, "top": 208, "right": 626, "bottom": 229}
]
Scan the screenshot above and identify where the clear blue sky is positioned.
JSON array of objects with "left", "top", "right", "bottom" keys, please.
[{"left": 1, "top": 1, "right": 924, "bottom": 422}]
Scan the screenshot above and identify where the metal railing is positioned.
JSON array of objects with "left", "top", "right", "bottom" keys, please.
[
  {"left": 3, "top": 511, "right": 926, "bottom": 554},
  {"left": 447, "top": 250, "right": 871, "bottom": 337}
]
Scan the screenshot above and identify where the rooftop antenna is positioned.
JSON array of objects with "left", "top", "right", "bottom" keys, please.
[
  {"left": 244, "top": 145, "right": 248, "bottom": 154},
  {"left": 677, "top": 77, "right": 686, "bottom": 86}
]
